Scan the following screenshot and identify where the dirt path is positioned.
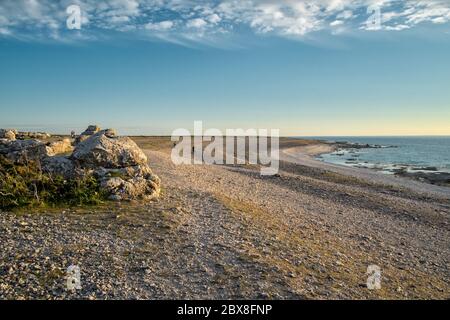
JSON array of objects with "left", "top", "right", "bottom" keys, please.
[{"left": 143, "top": 149, "right": 450, "bottom": 299}]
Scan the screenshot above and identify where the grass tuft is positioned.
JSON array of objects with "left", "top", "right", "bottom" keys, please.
[{"left": 0, "top": 156, "right": 106, "bottom": 210}]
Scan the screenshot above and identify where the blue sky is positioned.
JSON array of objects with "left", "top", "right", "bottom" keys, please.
[{"left": 1, "top": 0, "right": 450, "bottom": 136}]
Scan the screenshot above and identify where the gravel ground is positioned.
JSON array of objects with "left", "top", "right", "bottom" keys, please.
[{"left": 0, "top": 138, "right": 449, "bottom": 299}]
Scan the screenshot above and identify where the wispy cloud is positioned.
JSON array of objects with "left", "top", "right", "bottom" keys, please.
[{"left": 0, "top": 0, "right": 449, "bottom": 44}]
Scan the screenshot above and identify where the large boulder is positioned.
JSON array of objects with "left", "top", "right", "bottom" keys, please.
[
  {"left": 0, "top": 138, "right": 74, "bottom": 164},
  {"left": 71, "top": 129, "right": 147, "bottom": 169},
  {"left": 0, "top": 139, "right": 48, "bottom": 163},
  {"left": 100, "top": 174, "right": 160, "bottom": 201},
  {"left": 93, "top": 164, "right": 161, "bottom": 200},
  {"left": 0, "top": 129, "right": 16, "bottom": 140},
  {"left": 70, "top": 129, "right": 160, "bottom": 201},
  {"left": 41, "top": 156, "right": 76, "bottom": 177},
  {"left": 2, "top": 126, "right": 160, "bottom": 202}
]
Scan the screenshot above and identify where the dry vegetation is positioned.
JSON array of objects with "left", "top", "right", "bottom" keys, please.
[{"left": 0, "top": 156, "right": 105, "bottom": 210}]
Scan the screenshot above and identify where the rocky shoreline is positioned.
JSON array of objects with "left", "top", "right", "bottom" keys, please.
[
  {"left": 319, "top": 141, "right": 450, "bottom": 187},
  {"left": 333, "top": 141, "right": 398, "bottom": 150},
  {"left": 394, "top": 170, "right": 450, "bottom": 187}
]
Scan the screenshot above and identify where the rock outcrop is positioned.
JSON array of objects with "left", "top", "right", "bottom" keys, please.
[
  {"left": 0, "top": 137, "right": 73, "bottom": 164},
  {"left": 0, "top": 129, "right": 16, "bottom": 140},
  {"left": 1, "top": 128, "right": 52, "bottom": 141},
  {"left": 16, "top": 131, "right": 51, "bottom": 140},
  {"left": 0, "top": 139, "right": 48, "bottom": 163},
  {"left": 41, "top": 156, "right": 76, "bottom": 177},
  {"left": 47, "top": 138, "right": 74, "bottom": 156},
  {"left": 75, "top": 124, "right": 101, "bottom": 144},
  {"left": 70, "top": 129, "right": 160, "bottom": 200},
  {"left": 71, "top": 129, "right": 146, "bottom": 169},
  {"left": 0, "top": 125, "right": 160, "bottom": 201},
  {"left": 82, "top": 125, "right": 101, "bottom": 136}
]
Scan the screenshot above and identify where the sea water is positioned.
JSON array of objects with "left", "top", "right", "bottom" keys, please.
[{"left": 310, "top": 136, "right": 450, "bottom": 174}]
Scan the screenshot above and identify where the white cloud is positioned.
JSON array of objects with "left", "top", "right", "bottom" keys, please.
[
  {"left": 385, "top": 24, "right": 410, "bottom": 31},
  {"left": 145, "top": 20, "right": 174, "bottom": 31},
  {"left": 0, "top": 27, "right": 11, "bottom": 35},
  {"left": 337, "top": 10, "right": 353, "bottom": 20},
  {"left": 207, "top": 13, "right": 221, "bottom": 24},
  {"left": 404, "top": 1, "right": 450, "bottom": 25},
  {"left": 330, "top": 20, "right": 344, "bottom": 26},
  {"left": 110, "top": 16, "right": 130, "bottom": 23},
  {"left": 186, "top": 18, "right": 207, "bottom": 28},
  {"left": 432, "top": 17, "right": 446, "bottom": 24},
  {"left": 0, "top": 0, "right": 449, "bottom": 43}
]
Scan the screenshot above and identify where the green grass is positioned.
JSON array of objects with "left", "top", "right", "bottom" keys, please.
[{"left": 0, "top": 156, "right": 107, "bottom": 210}]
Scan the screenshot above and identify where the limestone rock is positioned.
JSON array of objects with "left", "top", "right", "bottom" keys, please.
[
  {"left": 0, "top": 139, "right": 48, "bottom": 163},
  {"left": 75, "top": 125, "right": 101, "bottom": 144},
  {"left": 0, "top": 129, "right": 16, "bottom": 140},
  {"left": 16, "top": 132, "right": 51, "bottom": 140},
  {"left": 94, "top": 164, "right": 153, "bottom": 179},
  {"left": 94, "top": 164, "right": 161, "bottom": 200},
  {"left": 0, "top": 137, "right": 74, "bottom": 164},
  {"left": 100, "top": 175, "right": 160, "bottom": 201},
  {"left": 1, "top": 126, "right": 161, "bottom": 202},
  {"left": 69, "top": 129, "right": 160, "bottom": 200},
  {"left": 71, "top": 130, "right": 147, "bottom": 169},
  {"left": 41, "top": 156, "right": 76, "bottom": 177},
  {"left": 81, "top": 125, "right": 101, "bottom": 136},
  {"left": 47, "top": 138, "right": 74, "bottom": 156}
]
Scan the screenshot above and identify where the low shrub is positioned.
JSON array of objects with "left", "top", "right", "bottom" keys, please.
[{"left": 0, "top": 156, "right": 106, "bottom": 210}]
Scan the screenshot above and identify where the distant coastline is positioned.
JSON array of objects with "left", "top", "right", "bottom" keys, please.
[{"left": 309, "top": 136, "right": 450, "bottom": 187}]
